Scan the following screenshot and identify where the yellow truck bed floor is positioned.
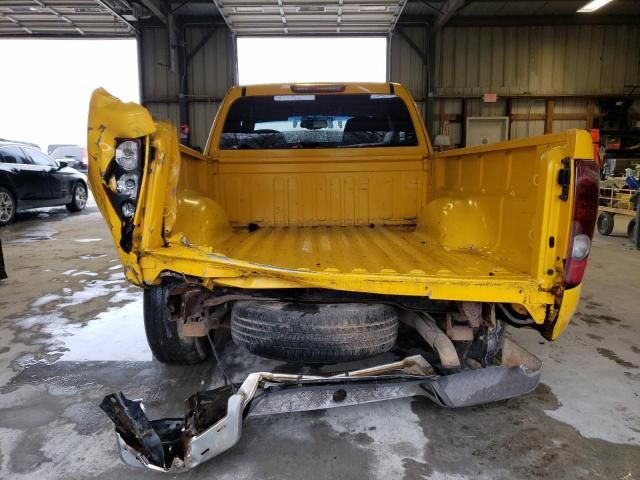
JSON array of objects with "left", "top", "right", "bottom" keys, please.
[{"left": 214, "top": 226, "right": 527, "bottom": 279}]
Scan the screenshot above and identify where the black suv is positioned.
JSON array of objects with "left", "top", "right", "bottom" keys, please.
[{"left": 0, "top": 142, "right": 88, "bottom": 226}]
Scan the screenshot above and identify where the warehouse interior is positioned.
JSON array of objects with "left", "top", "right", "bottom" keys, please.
[{"left": 0, "top": 0, "right": 639, "bottom": 478}]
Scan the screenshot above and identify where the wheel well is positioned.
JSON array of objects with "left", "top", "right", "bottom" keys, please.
[
  {"left": 70, "top": 180, "right": 88, "bottom": 200},
  {"left": 0, "top": 184, "right": 17, "bottom": 207}
]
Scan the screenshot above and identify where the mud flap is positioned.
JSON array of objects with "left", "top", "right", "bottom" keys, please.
[{"left": 100, "top": 342, "right": 542, "bottom": 472}]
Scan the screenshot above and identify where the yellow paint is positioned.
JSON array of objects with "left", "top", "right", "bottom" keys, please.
[
  {"left": 550, "top": 285, "right": 582, "bottom": 339},
  {"left": 87, "top": 88, "right": 155, "bottom": 284},
  {"left": 88, "top": 84, "right": 594, "bottom": 337}
]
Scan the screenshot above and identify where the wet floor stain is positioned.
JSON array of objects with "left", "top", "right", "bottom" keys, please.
[
  {"left": 2, "top": 226, "right": 58, "bottom": 244},
  {"left": 57, "top": 298, "right": 150, "bottom": 362},
  {"left": 401, "top": 457, "right": 433, "bottom": 479},
  {"left": 577, "top": 313, "right": 626, "bottom": 327},
  {"left": 597, "top": 348, "right": 639, "bottom": 369},
  {"left": 632, "top": 346, "right": 640, "bottom": 355},
  {"left": 339, "top": 431, "right": 375, "bottom": 446},
  {"left": 409, "top": 384, "right": 640, "bottom": 480},
  {"left": 586, "top": 333, "right": 604, "bottom": 341},
  {"left": 624, "top": 371, "right": 640, "bottom": 382}
]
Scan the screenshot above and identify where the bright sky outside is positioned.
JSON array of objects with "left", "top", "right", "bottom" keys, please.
[
  {"left": 237, "top": 37, "right": 387, "bottom": 84},
  {"left": 0, "top": 37, "right": 386, "bottom": 153},
  {"left": 0, "top": 39, "right": 139, "bottom": 152}
]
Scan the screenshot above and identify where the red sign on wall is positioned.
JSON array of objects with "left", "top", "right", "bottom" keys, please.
[{"left": 483, "top": 93, "right": 497, "bottom": 103}]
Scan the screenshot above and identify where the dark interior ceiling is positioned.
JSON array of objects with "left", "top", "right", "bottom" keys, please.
[{"left": 1, "top": 0, "right": 639, "bottom": 37}]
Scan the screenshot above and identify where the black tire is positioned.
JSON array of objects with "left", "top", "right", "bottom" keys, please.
[
  {"left": 231, "top": 301, "right": 398, "bottom": 364},
  {"left": 0, "top": 187, "right": 16, "bottom": 226},
  {"left": 143, "top": 284, "right": 211, "bottom": 365},
  {"left": 628, "top": 219, "right": 638, "bottom": 242},
  {"left": 597, "top": 212, "right": 615, "bottom": 236},
  {"left": 66, "top": 182, "right": 88, "bottom": 212}
]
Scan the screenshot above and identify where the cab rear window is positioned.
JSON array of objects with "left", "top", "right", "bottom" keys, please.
[{"left": 220, "top": 94, "right": 418, "bottom": 150}]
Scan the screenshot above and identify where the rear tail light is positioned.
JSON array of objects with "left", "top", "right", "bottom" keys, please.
[
  {"left": 563, "top": 160, "right": 599, "bottom": 288},
  {"left": 103, "top": 138, "right": 144, "bottom": 251},
  {"left": 82, "top": 147, "right": 88, "bottom": 168}
]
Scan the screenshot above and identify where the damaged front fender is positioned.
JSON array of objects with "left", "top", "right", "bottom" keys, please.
[{"left": 87, "top": 88, "right": 157, "bottom": 285}]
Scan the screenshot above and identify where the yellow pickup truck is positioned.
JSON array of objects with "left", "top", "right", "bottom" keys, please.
[{"left": 89, "top": 83, "right": 598, "bottom": 472}]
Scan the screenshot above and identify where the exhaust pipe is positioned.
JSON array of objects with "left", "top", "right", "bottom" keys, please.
[{"left": 400, "top": 311, "right": 461, "bottom": 369}]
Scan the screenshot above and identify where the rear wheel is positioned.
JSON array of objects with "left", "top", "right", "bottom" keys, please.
[
  {"left": 66, "top": 182, "right": 87, "bottom": 212},
  {"left": 597, "top": 212, "right": 614, "bottom": 236},
  {"left": 144, "top": 284, "right": 211, "bottom": 365},
  {"left": 0, "top": 188, "right": 16, "bottom": 226}
]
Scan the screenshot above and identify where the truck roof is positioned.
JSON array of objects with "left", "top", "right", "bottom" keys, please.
[{"left": 233, "top": 82, "right": 402, "bottom": 96}]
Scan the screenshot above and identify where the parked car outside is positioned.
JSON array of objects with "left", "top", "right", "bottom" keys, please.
[
  {"left": 0, "top": 141, "right": 88, "bottom": 226},
  {"left": 49, "top": 144, "right": 88, "bottom": 172}
]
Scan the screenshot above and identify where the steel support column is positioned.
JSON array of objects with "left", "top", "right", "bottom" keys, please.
[{"left": 177, "top": 20, "right": 190, "bottom": 147}]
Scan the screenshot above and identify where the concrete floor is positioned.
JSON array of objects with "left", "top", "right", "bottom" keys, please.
[{"left": 0, "top": 201, "right": 639, "bottom": 480}]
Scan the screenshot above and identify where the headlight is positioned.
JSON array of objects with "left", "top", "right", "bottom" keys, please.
[
  {"left": 103, "top": 137, "right": 145, "bottom": 253},
  {"left": 115, "top": 140, "right": 140, "bottom": 171},
  {"left": 116, "top": 173, "right": 139, "bottom": 198},
  {"left": 121, "top": 201, "right": 136, "bottom": 218}
]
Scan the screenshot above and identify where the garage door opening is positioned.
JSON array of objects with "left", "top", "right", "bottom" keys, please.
[
  {"left": 237, "top": 37, "right": 387, "bottom": 84},
  {"left": 0, "top": 39, "right": 138, "bottom": 152}
]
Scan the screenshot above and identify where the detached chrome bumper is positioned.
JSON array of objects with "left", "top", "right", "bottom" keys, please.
[{"left": 100, "top": 339, "right": 541, "bottom": 473}]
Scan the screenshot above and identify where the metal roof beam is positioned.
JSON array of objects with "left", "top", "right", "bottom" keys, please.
[
  {"left": 186, "top": 26, "right": 216, "bottom": 62},
  {"left": 432, "top": 0, "right": 467, "bottom": 30},
  {"left": 448, "top": 14, "right": 640, "bottom": 26},
  {"left": 395, "top": 26, "right": 427, "bottom": 64},
  {"left": 93, "top": 0, "right": 137, "bottom": 33},
  {"left": 139, "top": 0, "right": 168, "bottom": 24},
  {"left": 398, "top": 14, "right": 640, "bottom": 27}
]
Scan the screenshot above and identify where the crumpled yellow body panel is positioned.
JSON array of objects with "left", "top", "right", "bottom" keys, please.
[{"left": 87, "top": 88, "right": 155, "bottom": 284}]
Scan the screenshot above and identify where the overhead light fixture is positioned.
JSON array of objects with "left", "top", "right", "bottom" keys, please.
[
  {"left": 234, "top": 6, "right": 264, "bottom": 13},
  {"left": 297, "top": 5, "right": 326, "bottom": 12},
  {"left": 359, "top": 5, "right": 388, "bottom": 12},
  {"left": 9, "top": 6, "right": 43, "bottom": 12},
  {"left": 75, "top": 7, "right": 102, "bottom": 13},
  {"left": 577, "top": 0, "right": 614, "bottom": 13}
]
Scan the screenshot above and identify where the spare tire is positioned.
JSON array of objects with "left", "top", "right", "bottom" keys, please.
[{"left": 231, "top": 301, "right": 398, "bottom": 364}]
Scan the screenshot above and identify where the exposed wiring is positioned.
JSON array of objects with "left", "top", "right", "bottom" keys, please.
[{"left": 207, "top": 330, "right": 235, "bottom": 391}]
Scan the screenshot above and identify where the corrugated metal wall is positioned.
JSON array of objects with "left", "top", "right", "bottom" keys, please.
[
  {"left": 389, "top": 26, "right": 429, "bottom": 120},
  {"left": 391, "top": 23, "right": 640, "bottom": 146},
  {"left": 139, "top": 25, "right": 235, "bottom": 150},
  {"left": 434, "top": 24, "right": 640, "bottom": 96}
]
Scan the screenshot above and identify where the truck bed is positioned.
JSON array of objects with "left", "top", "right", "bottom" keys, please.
[
  {"left": 86, "top": 86, "right": 593, "bottom": 341},
  {"left": 214, "top": 225, "right": 527, "bottom": 279}
]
